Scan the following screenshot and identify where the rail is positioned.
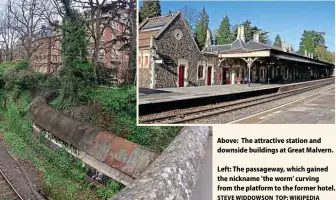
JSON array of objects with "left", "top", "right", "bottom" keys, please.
[
  {"left": 0, "top": 169, "right": 24, "bottom": 200},
  {"left": 140, "top": 78, "right": 334, "bottom": 124}
]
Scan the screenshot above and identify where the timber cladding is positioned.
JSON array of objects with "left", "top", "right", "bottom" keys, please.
[{"left": 29, "top": 94, "right": 157, "bottom": 178}]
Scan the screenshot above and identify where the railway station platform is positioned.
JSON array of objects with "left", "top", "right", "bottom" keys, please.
[
  {"left": 139, "top": 83, "right": 282, "bottom": 105},
  {"left": 232, "top": 87, "right": 335, "bottom": 124},
  {"left": 138, "top": 78, "right": 334, "bottom": 116}
]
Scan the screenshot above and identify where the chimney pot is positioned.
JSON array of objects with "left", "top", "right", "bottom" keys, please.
[
  {"left": 253, "top": 32, "right": 260, "bottom": 42},
  {"left": 236, "top": 26, "right": 241, "bottom": 40},
  {"left": 281, "top": 41, "right": 287, "bottom": 52}
]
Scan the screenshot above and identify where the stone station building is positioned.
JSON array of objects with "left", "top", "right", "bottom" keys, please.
[
  {"left": 138, "top": 12, "right": 334, "bottom": 89},
  {"left": 138, "top": 12, "right": 219, "bottom": 88}
]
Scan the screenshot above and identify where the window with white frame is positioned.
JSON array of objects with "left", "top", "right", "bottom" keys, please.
[{"left": 143, "top": 55, "right": 150, "bottom": 68}]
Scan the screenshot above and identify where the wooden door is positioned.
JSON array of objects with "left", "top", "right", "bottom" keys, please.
[
  {"left": 207, "top": 67, "right": 212, "bottom": 85},
  {"left": 222, "top": 68, "right": 226, "bottom": 84},
  {"left": 178, "top": 65, "right": 185, "bottom": 87}
]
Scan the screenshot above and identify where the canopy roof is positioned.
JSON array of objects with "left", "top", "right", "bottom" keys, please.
[{"left": 203, "top": 25, "right": 334, "bottom": 67}]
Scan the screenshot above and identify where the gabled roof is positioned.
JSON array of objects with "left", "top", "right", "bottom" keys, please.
[{"left": 139, "top": 12, "right": 180, "bottom": 48}]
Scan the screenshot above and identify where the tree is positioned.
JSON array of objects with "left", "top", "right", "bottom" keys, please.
[
  {"left": 73, "top": 0, "right": 126, "bottom": 81},
  {"left": 58, "top": 0, "right": 91, "bottom": 103},
  {"left": 126, "top": 0, "right": 137, "bottom": 84},
  {"left": 215, "top": 15, "right": 232, "bottom": 45},
  {"left": 315, "top": 46, "right": 334, "bottom": 64},
  {"left": 297, "top": 30, "right": 327, "bottom": 57},
  {"left": 212, "top": 29, "right": 218, "bottom": 45},
  {"left": 0, "top": 5, "right": 19, "bottom": 61},
  {"left": 139, "top": 0, "right": 161, "bottom": 22},
  {"left": 180, "top": 5, "right": 199, "bottom": 34},
  {"left": 7, "top": 0, "right": 50, "bottom": 61},
  {"left": 195, "top": 7, "right": 209, "bottom": 50},
  {"left": 273, "top": 34, "right": 282, "bottom": 48}
]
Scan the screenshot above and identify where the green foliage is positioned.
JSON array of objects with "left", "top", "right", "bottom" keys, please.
[
  {"left": 15, "top": 60, "right": 29, "bottom": 70},
  {"left": 195, "top": 7, "right": 209, "bottom": 50},
  {"left": 93, "top": 86, "right": 136, "bottom": 114},
  {"left": 297, "top": 30, "right": 327, "bottom": 58},
  {"left": 216, "top": 15, "right": 233, "bottom": 45},
  {"left": 59, "top": 61, "right": 95, "bottom": 104},
  {"left": 273, "top": 34, "right": 282, "bottom": 48},
  {"left": 58, "top": 0, "right": 92, "bottom": 105},
  {"left": 0, "top": 93, "right": 100, "bottom": 200},
  {"left": 315, "top": 46, "right": 335, "bottom": 64},
  {"left": 90, "top": 86, "right": 181, "bottom": 152},
  {"left": 97, "top": 181, "right": 120, "bottom": 200},
  {"left": 139, "top": 0, "right": 161, "bottom": 21}
]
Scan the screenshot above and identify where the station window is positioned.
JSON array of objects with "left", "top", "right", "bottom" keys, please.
[
  {"left": 198, "top": 65, "right": 204, "bottom": 79},
  {"left": 138, "top": 56, "right": 141, "bottom": 67},
  {"left": 145, "top": 56, "right": 149, "bottom": 65}
]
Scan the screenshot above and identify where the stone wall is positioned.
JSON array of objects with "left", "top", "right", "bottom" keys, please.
[
  {"left": 154, "top": 14, "right": 206, "bottom": 88},
  {"left": 110, "top": 126, "right": 210, "bottom": 200},
  {"left": 138, "top": 68, "right": 152, "bottom": 88},
  {"left": 29, "top": 93, "right": 157, "bottom": 183}
]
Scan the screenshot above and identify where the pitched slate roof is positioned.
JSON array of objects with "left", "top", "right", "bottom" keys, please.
[
  {"left": 139, "top": 12, "right": 179, "bottom": 48},
  {"left": 204, "top": 38, "right": 277, "bottom": 53}
]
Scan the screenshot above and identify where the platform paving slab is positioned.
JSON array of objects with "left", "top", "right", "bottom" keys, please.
[
  {"left": 139, "top": 83, "right": 282, "bottom": 105},
  {"left": 234, "top": 87, "right": 335, "bottom": 124}
]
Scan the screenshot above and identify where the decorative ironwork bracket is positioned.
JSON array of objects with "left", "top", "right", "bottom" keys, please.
[
  {"left": 218, "top": 58, "right": 227, "bottom": 67},
  {"left": 241, "top": 57, "right": 259, "bottom": 68}
]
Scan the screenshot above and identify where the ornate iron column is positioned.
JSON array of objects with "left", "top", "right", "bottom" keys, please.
[{"left": 242, "top": 57, "right": 259, "bottom": 87}]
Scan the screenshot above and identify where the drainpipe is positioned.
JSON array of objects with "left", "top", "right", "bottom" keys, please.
[{"left": 150, "top": 36, "right": 155, "bottom": 89}]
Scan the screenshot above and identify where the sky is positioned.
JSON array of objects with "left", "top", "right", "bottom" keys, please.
[{"left": 140, "top": 1, "right": 335, "bottom": 52}]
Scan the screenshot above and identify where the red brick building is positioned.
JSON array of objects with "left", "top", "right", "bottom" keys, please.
[{"left": 12, "top": 12, "right": 129, "bottom": 83}]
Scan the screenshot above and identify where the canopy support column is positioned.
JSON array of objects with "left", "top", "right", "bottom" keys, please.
[{"left": 242, "top": 57, "right": 259, "bottom": 87}]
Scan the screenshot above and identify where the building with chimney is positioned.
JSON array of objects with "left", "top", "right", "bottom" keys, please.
[
  {"left": 6, "top": 7, "right": 129, "bottom": 83},
  {"left": 139, "top": 12, "right": 334, "bottom": 89},
  {"left": 203, "top": 25, "right": 334, "bottom": 84},
  {"left": 138, "top": 12, "right": 218, "bottom": 88}
]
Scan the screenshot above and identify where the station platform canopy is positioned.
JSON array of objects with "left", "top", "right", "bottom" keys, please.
[{"left": 203, "top": 25, "right": 334, "bottom": 68}]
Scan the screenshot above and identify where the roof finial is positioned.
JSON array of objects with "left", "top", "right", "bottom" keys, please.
[
  {"left": 240, "top": 25, "right": 245, "bottom": 42},
  {"left": 236, "top": 26, "right": 241, "bottom": 40}
]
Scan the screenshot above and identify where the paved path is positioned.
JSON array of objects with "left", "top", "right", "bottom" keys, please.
[
  {"left": 233, "top": 87, "right": 335, "bottom": 124},
  {"left": 192, "top": 136, "right": 212, "bottom": 200},
  {"left": 139, "top": 83, "right": 281, "bottom": 104}
]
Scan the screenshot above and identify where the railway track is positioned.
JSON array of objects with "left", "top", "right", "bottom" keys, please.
[
  {"left": 0, "top": 169, "right": 24, "bottom": 200},
  {"left": 140, "top": 81, "right": 334, "bottom": 124}
]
